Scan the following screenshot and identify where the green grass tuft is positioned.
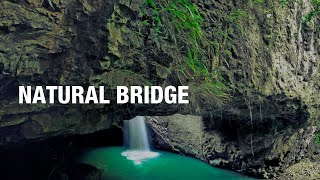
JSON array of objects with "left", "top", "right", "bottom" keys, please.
[{"left": 142, "top": 0, "right": 241, "bottom": 108}]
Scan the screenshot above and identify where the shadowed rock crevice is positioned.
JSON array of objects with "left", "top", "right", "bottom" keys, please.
[
  {"left": 203, "top": 93, "right": 310, "bottom": 140},
  {"left": 147, "top": 115, "right": 317, "bottom": 179}
]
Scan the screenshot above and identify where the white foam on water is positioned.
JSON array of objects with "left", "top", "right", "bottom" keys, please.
[
  {"left": 122, "top": 116, "right": 159, "bottom": 165},
  {"left": 121, "top": 150, "right": 159, "bottom": 165}
]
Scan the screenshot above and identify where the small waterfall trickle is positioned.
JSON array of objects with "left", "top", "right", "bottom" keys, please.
[{"left": 121, "top": 116, "right": 159, "bottom": 165}]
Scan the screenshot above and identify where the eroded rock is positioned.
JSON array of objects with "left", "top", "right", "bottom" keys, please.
[{"left": 147, "top": 115, "right": 318, "bottom": 178}]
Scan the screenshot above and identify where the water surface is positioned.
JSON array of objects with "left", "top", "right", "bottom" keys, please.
[{"left": 80, "top": 147, "right": 253, "bottom": 180}]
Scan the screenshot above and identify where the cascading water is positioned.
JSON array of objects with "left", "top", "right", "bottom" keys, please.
[
  {"left": 121, "top": 116, "right": 159, "bottom": 165},
  {"left": 123, "top": 116, "right": 150, "bottom": 150}
]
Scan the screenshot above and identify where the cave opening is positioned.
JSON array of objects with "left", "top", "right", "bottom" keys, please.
[{"left": 0, "top": 126, "right": 123, "bottom": 180}]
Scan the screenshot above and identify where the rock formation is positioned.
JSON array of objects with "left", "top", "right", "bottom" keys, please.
[{"left": 0, "top": 0, "right": 319, "bottom": 178}]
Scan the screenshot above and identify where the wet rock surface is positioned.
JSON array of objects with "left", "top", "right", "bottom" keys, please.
[{"left": 147, "top": 115, "right": 319, "bottom": 179}]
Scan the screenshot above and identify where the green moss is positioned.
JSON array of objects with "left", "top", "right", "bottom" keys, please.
[
  {"left": 315, "top": 130, "right": 320, "bottom": 144},
  {"left": 90, "top": 69, "right": 151, "bottom": 89},
  {"left": 107, "top": 22, "right": 126, "bottom": 58},
  {"left": 271, "top": 132, "right": 298, "bottom": 160},
  {"left": 303, "top": 0, "right": 320, "bottom": 23}
]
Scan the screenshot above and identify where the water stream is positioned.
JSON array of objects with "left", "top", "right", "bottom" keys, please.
[
  {"left": 121, "top": 116, "right": 159, "bottom": 165},
  {"left": 123, "top": 116, "right": 150, "bottom": 150}
]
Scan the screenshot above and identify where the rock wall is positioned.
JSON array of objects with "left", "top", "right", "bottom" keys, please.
[
  {"left": 0, "top": 0, "right": 319, "bottom": 178},
  {"left": 147, "top": 115, "right": 317, "bottom": 178},
  {"left": 0, "top": 0, "right": 119, "bottom": 145},
  {"left": 0, "top": 0, "right": 180, "bottom": 146}
]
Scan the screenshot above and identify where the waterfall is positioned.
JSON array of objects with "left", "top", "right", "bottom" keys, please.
[
  {"left": 121, "top": 116, "right": 159, "bottom": 165},
  {"left": 123, "top": 116, "right": 150, "bottom": 150}
]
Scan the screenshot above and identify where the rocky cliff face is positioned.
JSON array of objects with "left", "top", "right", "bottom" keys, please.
[
  {"left": 0, "top": 0, "right": 120, "bottom": 145},
  {"left": 147, "top": 115, "right": 318, "bottom": 179},
  {"left": 0, "top": 0, "right": 180, "bottom": 146},
  {"left": 0, "top": 0, "right": 319, "bottom": 178}
]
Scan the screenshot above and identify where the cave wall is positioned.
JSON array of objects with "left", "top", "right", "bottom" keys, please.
[
  {"left": 0, "top": 0, "right": 183, "bottom": 146},
  {"left": 0, "top": 0, "right": 120, "bottom": 145},
  {"left": 147, "top": 114, "right": 317, "bottom": 178},
  {"left": 0, "top": 0, "right": 319, "bottom": 177}
]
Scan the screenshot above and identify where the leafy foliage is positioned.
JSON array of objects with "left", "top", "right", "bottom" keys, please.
[
  {"left": 143, "top": 0, "right": 233, "bottom": 108},
  {"left": 280, "top": 0, "right": 289, "bottom": 6},
  {"left": 164, "top": 0, "right": 203, "bottom": 41},
  {"left": 304, "top": 0, "right": 320, "bottom": 23}
]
